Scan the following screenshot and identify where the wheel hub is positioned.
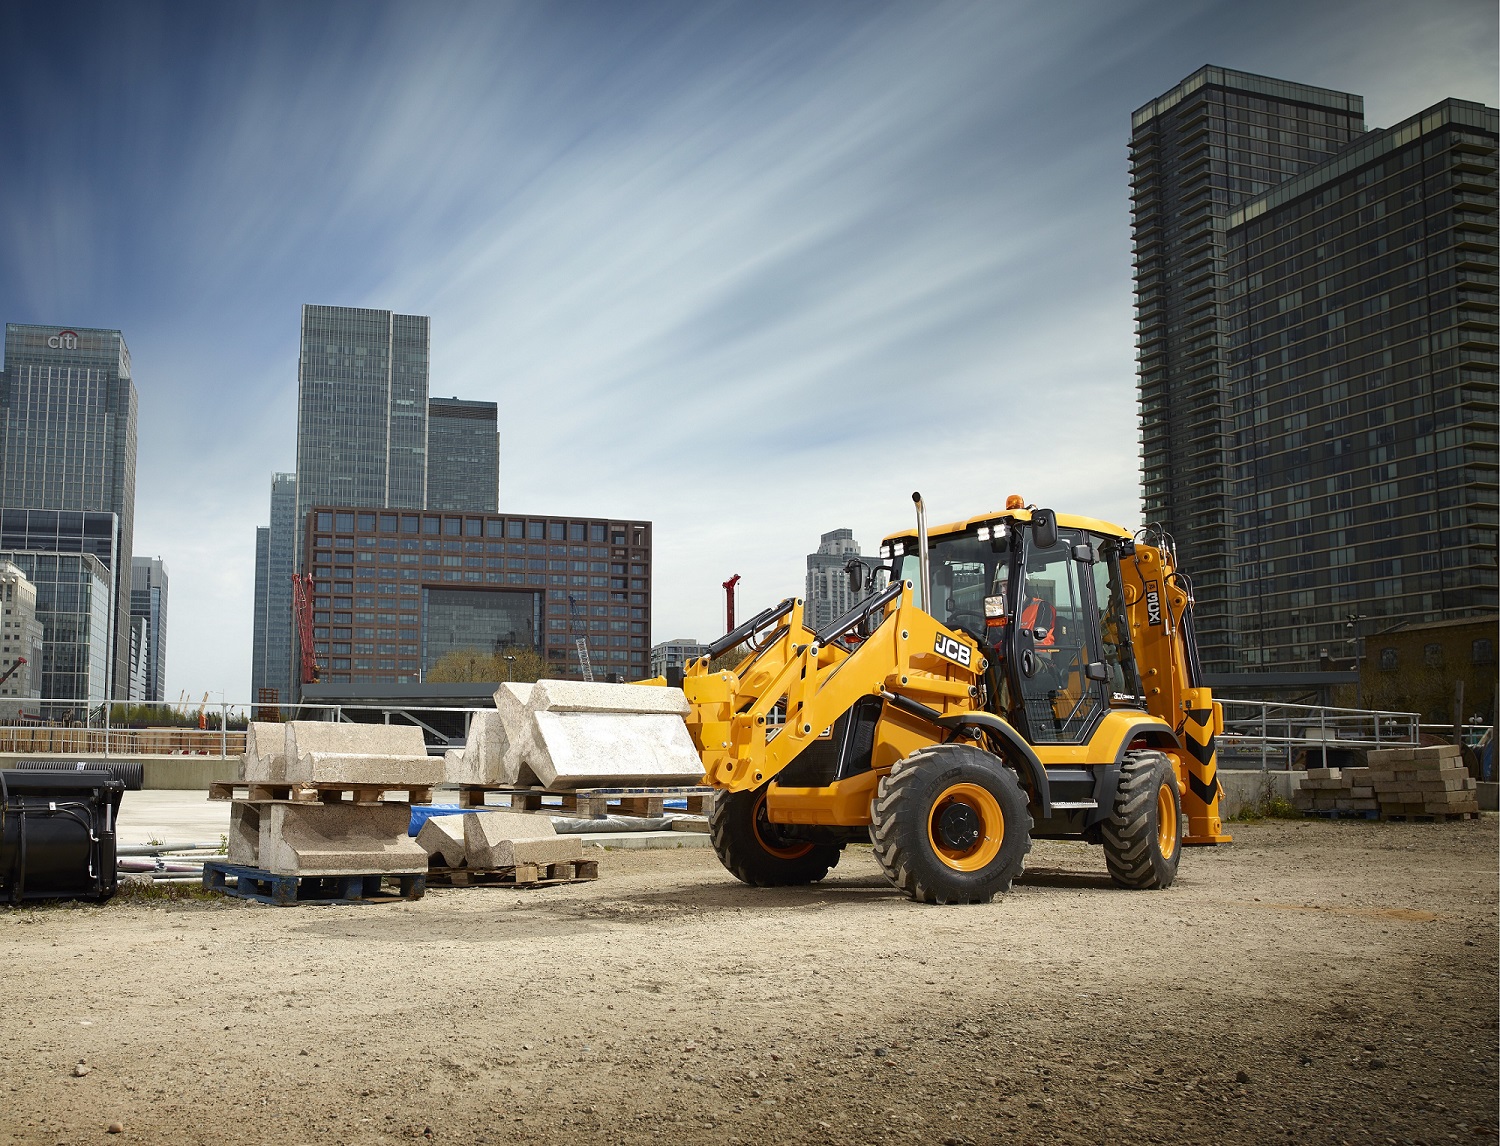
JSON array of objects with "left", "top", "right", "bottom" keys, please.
[{"left": 936, "top": 802, "right": 982, "bottom": 850}]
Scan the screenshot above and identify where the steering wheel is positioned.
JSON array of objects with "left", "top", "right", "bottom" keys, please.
[{"left": 945, "top": 612, "right": 991, "bottom": 654}]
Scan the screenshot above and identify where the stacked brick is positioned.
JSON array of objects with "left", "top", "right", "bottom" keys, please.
[
  {"left": 1366, "top": 745, "right": 1479, "bottom": 819},
  {"left": 1292, "top": 766, "right": 1379, "bottom": 817}
]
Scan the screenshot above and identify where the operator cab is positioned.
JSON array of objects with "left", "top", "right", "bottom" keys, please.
[{"left": 880, "top": 503, "right": 1146, "bottom": 746}]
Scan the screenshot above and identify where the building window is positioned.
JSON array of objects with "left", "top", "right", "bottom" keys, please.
[
  {"left": 1423, "top": 643, "right": 1443, "bottom": 669},
  {"left": 1473, "top": 638, "right": 1495, "bottom": 665},
  {"left": 401, "top": 515, "right": 419, "bottom": 534},
  {"left": 380, "top": 514, "right": 397, "bottom": 533},
  {"left": 357, "top": 513, "right": 376, "bottom": 532}
]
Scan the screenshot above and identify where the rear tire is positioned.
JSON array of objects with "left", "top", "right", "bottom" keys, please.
[
  {"left": 709, "top": 786, "right": 841, "bottom": 887},
  {"left": 870, "top": 744, "right": 1032, "bottom": 904},
  {"left": 1102, "top": 750, "right": 1181, "bottom": 889}
]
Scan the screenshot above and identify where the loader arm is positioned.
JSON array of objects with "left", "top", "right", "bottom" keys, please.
[
  {"left": 1120, "top": 537, "right": 1231, "bottom": 845},
  {"left": 683, "top": 581, "right": 985, "bottom": 793}
]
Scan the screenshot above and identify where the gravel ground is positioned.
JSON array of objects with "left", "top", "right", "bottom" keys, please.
[{"left": 2, "top": 815, "right": 1495, "bottom": 1145}]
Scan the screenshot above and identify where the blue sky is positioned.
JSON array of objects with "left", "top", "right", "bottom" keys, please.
[{"left": 1, "top": 0, "right": 1494, "bottom": 702}]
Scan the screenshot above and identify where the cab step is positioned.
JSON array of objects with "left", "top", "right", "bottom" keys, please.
[{"left": 1048, "top": 799, "right": 1098, "bottom": 810}]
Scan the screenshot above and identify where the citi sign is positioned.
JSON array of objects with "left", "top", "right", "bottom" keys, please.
[{"left": 47, "top": 330, "right": 79, "bottom": 350}]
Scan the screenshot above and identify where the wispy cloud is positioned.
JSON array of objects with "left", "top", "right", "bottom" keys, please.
[{"left": 0, "top": 0, "right": 1493, "bottom": 696}]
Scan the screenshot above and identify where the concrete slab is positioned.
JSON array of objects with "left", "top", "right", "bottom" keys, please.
[
  {"left": 443, "top": 711, "right": 510, "bottom": 785},
  {"left": 580, "top": 830, "right": 713, "bottom": 850},
  {"left": 463, "top": 808, "right": 581, "bottom": 868},
  {"left": 295, "top": 751, "right": 444, "bottom": 786},
  {"left": 416, "top": 815, "right": 468, "bottom": 867},
  {"left": 530, "top": 679, "right": 690, "bottom": 716},
  {"left": 493, "top": 683, "right": 539, "bottom": 785},
  {"left": 259, "top": 803, "right": 427, "bottom": 877},
  {"left": 228, "top": 802, "right": 261, "bottom": 865},
  {"left": 242, "top": 722, "right": 289, "bottom": 783},
  {"left": 529, "top": 709, "right": 706, "bottom": 789}
]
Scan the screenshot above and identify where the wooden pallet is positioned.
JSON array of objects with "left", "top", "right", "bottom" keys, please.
[
  {"left": 209, "top": 781, "right": 434, "bottom": 806},
  {"left": 455, "top": 785, "right": 712, "bottom": 816},
  {"left": 1379, "top": 810, "right": 1481, "bottom": 823},
  {"left": 1301, "top": 808, "right": 1379, "bottom": 820},
  {"left": 426, "top": 859, "right": 600, "bottom": 888},
  {"left": 202, "top": 860, "right": 426, "bottom": 906}
]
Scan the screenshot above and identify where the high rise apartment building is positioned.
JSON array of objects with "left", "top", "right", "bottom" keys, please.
[
  {"left": 805, "top": 529, "right": 881, "bottom": 631},
  {"left": 427, "top": 397, "right": 499, "bottom": 512},
  {"left": 1131, "top": 67, "right": 1497, "bottom": 672},
  {"left": 129, "top": 555, "right": 168, "bottom": 702},
  {"left": 0, "top": 324, "right": 138, "bottom": 696}
]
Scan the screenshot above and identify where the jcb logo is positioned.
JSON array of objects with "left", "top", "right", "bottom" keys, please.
[
  {"left": 933, "top": 634, "right": 972, "bottom": 667},
  {"left": 1144, "top": 580, "right": 1162, "bottom": 626}
]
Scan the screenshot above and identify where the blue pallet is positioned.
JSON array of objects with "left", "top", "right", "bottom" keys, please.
[{"left": 202, "top": 860, "right": 425, "bottom": 906}]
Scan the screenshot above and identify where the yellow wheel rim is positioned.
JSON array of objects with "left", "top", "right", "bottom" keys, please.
[
  {"left": 752, "top": 793, "right": 814, "bottom": 860},
  {"left": 927, "top": 783, "right": 1004, "bottom": 872},
  {"left": 1157, "top": 784, "right": 1178, "bottom": 858}
]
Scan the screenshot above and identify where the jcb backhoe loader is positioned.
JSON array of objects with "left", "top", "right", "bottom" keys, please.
[{"left": 678, "top": 493, "right": 1231, "bottom": 904}]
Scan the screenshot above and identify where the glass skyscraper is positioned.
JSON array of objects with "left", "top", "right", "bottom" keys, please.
[
  {"left": 1132, "top": 69, "right": 1498, "bottom": 673},
  {"left": 294, "top": 305, "right": 429, "bottom": 541},
  {"left": 0, "top": 324, "right": 136, "bottom": 699},
  {"left": 427, "top": 397, "right": 499, "bottom": 512},
  {"left": 1131, "top": 69, "right": 1367, "bottom": 673},
  {"left": 129, "top": 555, "right": 168, "bottom": 702},
  {"left": 1224, "top": 99, "right": 1498, "bottom": 667},
  {"left": 250, "top": 471, "right": 297, "bottom": 705}
]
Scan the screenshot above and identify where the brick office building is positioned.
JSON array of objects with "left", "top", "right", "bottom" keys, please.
[{"left": 302, "top": 507, "right": 651, "bottom": 685}]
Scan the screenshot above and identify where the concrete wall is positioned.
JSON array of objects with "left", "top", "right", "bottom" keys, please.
[
  {"left": 1216, "top": 768, "right": 1305, "bottom": 819},
  {"left": 0, "top": 753, "right": 239, "bottom": 789}
]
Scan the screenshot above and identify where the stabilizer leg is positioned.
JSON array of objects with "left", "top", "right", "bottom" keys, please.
[{"left": 1181, "top": 687, "right": 1232, "bottom": 845}]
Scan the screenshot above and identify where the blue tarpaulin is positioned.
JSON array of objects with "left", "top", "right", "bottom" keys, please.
[{"left": 408, "top": 805, "right": 473, "bottom": 837}]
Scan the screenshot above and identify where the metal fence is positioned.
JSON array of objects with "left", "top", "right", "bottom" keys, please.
[{"left": 1217, "top": 698, "right": 1422, "bottom": 771}]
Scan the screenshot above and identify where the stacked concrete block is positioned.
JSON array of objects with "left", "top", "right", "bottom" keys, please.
[
  {"left": 464, "top": 809, "right": 582, "bottom": 868},
  {"left": 1292, "top": 767, "right": 1379, "bottom": 816},
  {"left": 226, "top": 802, "right": 427, "bottom": 876},
  {"left": 442, "top": 711, "right": 513, "bottom": 786},
  {"left": 240, "top": 721, "right": 289, "bottom": 783},
  {"left": 282, "top": 721, "right": 443, "bottom": 787},
  {"left": 416, "top": 814, "right": 469, "bottom": 868},
  {"left": 1366, "top": 745, "right": 1479, "bottom": 818},
  {"left": 523, "top": 680, "right": 704, "bottom": 789}
]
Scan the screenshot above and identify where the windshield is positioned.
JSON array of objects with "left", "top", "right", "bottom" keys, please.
[{"left": 899, "top": 532, "right": 1011, "bottom": 635}]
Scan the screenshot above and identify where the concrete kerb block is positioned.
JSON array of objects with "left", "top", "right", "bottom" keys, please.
[
  {"left": 282, "top": 720, "right": 441, "bottom": 785},
  {"left": 417, "top": 815, "right": 468, "bottom": 867},
  {"left": 243, "top": 721, "right": 289, "bottom": 783},
  {"left": 529, "top": 709, "right": 706, "bottom": 789},
  {"left": 529, "top": 679, "right": 691, "bottom": 716},
  {"left": 258, "top": 802, "right": 428, "bottom": 877},
  {"left": 494, "top": 683, "right": 540, "bottom": 786},
  {"left": 228, "top": 801, "right": 261, "bottom": 866},
  {"left": 463, "top": 808, "right": 581, "bottom": 868},
  {"left": 444, "top": 710, "right": 511, "bottom": 785}
]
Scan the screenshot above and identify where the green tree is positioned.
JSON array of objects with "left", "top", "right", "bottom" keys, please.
[{"left": 427, "top": 645, "right": 550, "bottom": 684}]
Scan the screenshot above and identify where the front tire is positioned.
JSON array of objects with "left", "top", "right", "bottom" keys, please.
[
  {"left": 870, "top": 744, "right": 1032, "bottom": 904},
  {"left": 1102, "top": 750, "right": 1182, "bottom": 889},
  {"left": 709, "top": 786, "right": 841, "bottom": 886}
]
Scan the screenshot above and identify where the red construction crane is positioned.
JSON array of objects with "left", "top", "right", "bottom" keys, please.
[
  {"left": 291, "top": 573, "right": 322, "bottom": 685},
  {"left": 722, "top": 574, "right": 741, "bottom": 635},
  {"left": 0, "top": 656, "right": 26, "bottom": 689}
]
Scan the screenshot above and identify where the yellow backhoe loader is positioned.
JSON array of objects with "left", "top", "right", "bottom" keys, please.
[{"left": 676, "top": 493, "right": 1231, "bottom": 904}]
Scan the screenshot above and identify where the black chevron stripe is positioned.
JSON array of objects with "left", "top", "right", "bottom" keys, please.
[
  {"left": 1184, "top": 730, "right": 1215, "bottom": 766},
  {"left": 1186, "top": 707, "right": 1214, "bottom": 726},
  {"left": 1188, "top": 771, "right": 1220, "bottom": 806}
]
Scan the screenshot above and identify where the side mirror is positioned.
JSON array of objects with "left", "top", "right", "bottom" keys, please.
[
  {"left": 1084, "top": 661, "right": 1110, "bottom": 682},
  {"left": 1032, "top": 509, "right": 1058, "bottom": 550},
  {"left": 844, "top": 559, "right": 865, "bottom": 596}
]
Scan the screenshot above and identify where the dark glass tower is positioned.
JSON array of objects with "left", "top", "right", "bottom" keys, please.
[
  {"left": 129, "top": 555, "right": 168, "bottom": 702},
  {"left": 1130, "top": 68, "right": 1367, "bottom": 672},
  {"left": 294, "top": 305, "right": 430, "bottom": 548},
  {"left": 1224, "top": 99, "right": 1498, "bottom": 667},
  {"left": 427, "top": 397, "right": 499, "bottom": 512},
  {"left": 0, "top": 324, "right": 138, "bottom": 697},
  {"left": 250, "top": 471, "right": 297, "bottom": 705}
]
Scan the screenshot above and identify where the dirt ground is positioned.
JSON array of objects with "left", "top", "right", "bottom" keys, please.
[{"left": 2, "top": 817, "right": 1496, "bottom": 1146}]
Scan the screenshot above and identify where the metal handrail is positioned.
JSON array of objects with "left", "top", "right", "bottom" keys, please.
[{"left": 1216, "top": 697, "right": 1423, "bottom": 771}]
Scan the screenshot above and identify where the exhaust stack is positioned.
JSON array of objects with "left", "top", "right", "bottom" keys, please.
[{"left": 911, "top": 491, "right": 931, "bottom": 613}]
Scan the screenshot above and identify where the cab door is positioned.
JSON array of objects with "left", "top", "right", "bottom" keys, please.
[{"left": 1012, "top": 529, "right": 1110, "bottom": 744}]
